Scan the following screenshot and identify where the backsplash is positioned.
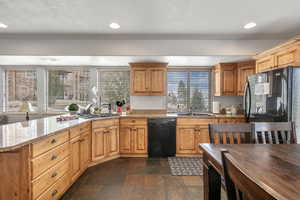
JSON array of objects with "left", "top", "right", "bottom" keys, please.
[
  {"left": 213, "top": 96, "right": 243, "bottom": 112},
  {"left": 130, "top": 96, "right": 166, "bottom": 110}
]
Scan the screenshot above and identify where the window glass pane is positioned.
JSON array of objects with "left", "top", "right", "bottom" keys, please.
[
  {"left": 99, "top": 71, "right": 130, "bottom": 111},
  {"left": 167, "top": 71, "right": 210, "bottom": 113},
  {"left": 6, "top": 70, "right": 38, "bottom": 112},
  {"left": 48, "top": 70, "right": 89, "bottom": 112},
  {"left": 167, "top": 72, "right": 189, "bottom": 113},
  {"left": 190, "top": 71, "right": 210, "bottom": 112}
]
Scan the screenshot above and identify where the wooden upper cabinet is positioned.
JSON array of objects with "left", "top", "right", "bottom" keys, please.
[
  {"left": 254, "top": 36, "right": 300, "bottom": 72},
  {"left": 130, "top": 62, "right": 167, "bottom": 96},
  {"left": 214, "top": 63, "right": 237, "bottom": 96},
  {"left": 275, "top": 46, "right": 300, "bottom": 68},
  {"left": 256, "top": 55, "right": 275, "bottom": 73},
  {"left": 132, "top": 68, "right": 149, "bottom": 94},
  {"left": 237, "top": 61, "right": 255, "bottom": 96}
]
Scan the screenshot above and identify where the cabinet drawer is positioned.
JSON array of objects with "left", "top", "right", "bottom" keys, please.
[
  {"left": 177, "top": 118, "right": 217, "bottom": 126},
  {"left": 36, "top": 172, "right": 70, "bottom": 200},
  {"left": 32, "top": 157, "right": 69, "bottom": 200},
  {"left": 31, "top": 130, "right": 69, "bottom": 158},
  {"left": 120, "top": 118, "right": 147, "bottom": 125},
  {"left": 70, "top": 122, "right": 91, "bottom": 139},
  {"left": 92, "top": 119, "right": 119, "bottom": 129},
  {"left": 31, "top": 142, "right": 70, "bottom": 179}
]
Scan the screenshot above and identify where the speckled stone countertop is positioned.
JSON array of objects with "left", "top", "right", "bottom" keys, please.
[{"left": 0, "top": 113, "right": 244, "bottom": 152}]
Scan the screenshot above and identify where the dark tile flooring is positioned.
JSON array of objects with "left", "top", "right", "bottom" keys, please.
[{"left": 61, "top": 158, "right": 226, "bottom": 200}]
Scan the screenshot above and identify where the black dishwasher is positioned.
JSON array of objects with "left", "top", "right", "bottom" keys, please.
[{"left": 148, "top": 118, "right": 176, "bottom": 157}]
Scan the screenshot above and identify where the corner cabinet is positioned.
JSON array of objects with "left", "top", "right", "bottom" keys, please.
[
  {"left": 213, "top": 63, "right": 237, "bottom": 96},
  {"left": 130, "top": 62, "right": 167, "bottom": 96},
  {"left": 91, "top": 119, "right": 120, "bottom": 163}
]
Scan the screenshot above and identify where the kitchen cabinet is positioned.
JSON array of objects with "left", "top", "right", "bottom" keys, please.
[
  {"left": 92, "top": 119, "right": 120, "bottom": 163},
  {"left": 130, "top": 62, "right": 167, "bottom": 96},
  {"left": 237, "top": 61, "right": 255, "bottom": 96},
  {"left": 120, "top": 118, "right": 148, "bottom": 156},
  {"left": 176, "top": 117, "right": 245, "bottom": 156},
  {"left": 213, "top": 63, "right": 237, "bottom": 96},
  {"left": 256, "top": 55, "right": 275, "bottom": 73},
  {"left": 254, "top": 36, "right": 300, "bottom": 73},
  {"left": 70, "top": 123, "right": 91, "bottom": 182}
]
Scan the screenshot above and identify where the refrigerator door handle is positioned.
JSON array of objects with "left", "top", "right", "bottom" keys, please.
[{"left": 243, "top": 80, "right": 251, "bottom": 122}]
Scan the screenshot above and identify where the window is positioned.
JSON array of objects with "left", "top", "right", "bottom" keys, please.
[
  {"left": 48, "top": 70, "right": 89, "bottom": 112},
  {"left": 98, "top": 70, "right": 130, "bottom": 111},
  {"left": 6, "top": 70, "right": 38, "bottom": 112},
  {"left": 167, "top": 70, "right": 210, "bottom": 113}
]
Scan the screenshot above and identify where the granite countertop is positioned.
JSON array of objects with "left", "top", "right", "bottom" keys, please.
[{"left": 0, "top": 113, "right": 244, "bottom": 152}]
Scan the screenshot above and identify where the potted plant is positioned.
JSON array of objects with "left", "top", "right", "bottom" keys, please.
[{"left": 68, "top": 103, "right": 79, "bottom": 115}]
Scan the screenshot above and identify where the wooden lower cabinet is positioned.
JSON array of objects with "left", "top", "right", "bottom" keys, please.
[
  {"left": 70, "top": 131, "right": 91, "bottom": 182},
  {"left": 120, "top": 118, "right": 148, "bottom": 156},
  {"left": 91, "top": 119, "right": 120, "bottom": 163},
  {"left": 176, "top": 117, "right": 245, "bottom": 156}
]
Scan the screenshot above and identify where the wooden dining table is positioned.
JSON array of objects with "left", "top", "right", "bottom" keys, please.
[{"left": 199, "top": 143, "right": 300, "bottom": 200}]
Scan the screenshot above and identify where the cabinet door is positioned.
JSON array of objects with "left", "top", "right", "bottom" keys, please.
[
  {"left": 275, "top": 46, "right": 300, "bottom": 68},
  {"left": 108, "top": 126, "right": 119, "bottom": 156},
  {"left": 176, "top": 126, "right": 197, "bottom": 154},
  {"left": 237, "top": 63, "right": 255, "bottom": 96},
  {"left": 120, "top": 126, "right": 132, "bottom": 153},
  {"left": 222, "top": 64, "right": 237, "bottom": 96},
  {"left": 92, "top": 128, "right": 106, "bottom": 161},
  {"left": 150, "top": 68, "right": 166, "bottom": 95},
  {"left": 256, "top": 56, "right": 275, "bottom": 73},
  {"left": 196, "top": 127, "right": 210, "bottom": 153},
  {"left": 214, "top": 68, "right": 221, "bottom": 96},
  {"left": 131, "top": 68, "right": 149, "bottom": 95},
  {"left": 80, "top": 132, "right": 91, "bottom": 171},
  {"left": 133, "top": 126, "right": 148, "bottom": 154},
  {"left": 70, "top": 136, "right": 81, "bottom": 182}
]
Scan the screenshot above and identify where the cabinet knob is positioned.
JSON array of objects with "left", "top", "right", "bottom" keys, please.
[
  {"left": 79, "top": 138, "right": 85, "bottom": 142},
  {"left": 51, "top": 172, "right": 58, "bottom": 178},
  {"left": 52, "top": 189, "right": 58, "bottom": 197},
  {"left": 51, "top": 155, "right": 57, "bottom": 160},
  {"left": 51, "top": 139, "right": 56, "bottom": 144}
]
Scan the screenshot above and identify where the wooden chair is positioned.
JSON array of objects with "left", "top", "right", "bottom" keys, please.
[
  {"left": 221, "top": 150, "right": 276, "bottom": 200},
  {"left": 251, "top": 122, "right": 297, "bottom": 144},
  {"left": 208, "top": 123, "right": 252, "bottom": 144}
]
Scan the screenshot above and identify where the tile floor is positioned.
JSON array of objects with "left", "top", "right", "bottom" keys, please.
[{"left": 61, "top": 158, "right": 226, "bottom": 200}]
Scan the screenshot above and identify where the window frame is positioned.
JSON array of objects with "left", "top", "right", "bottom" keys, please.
[
  {"left": 167, "top": 67, "right": 212, "bottom": 113},
  {"left": 3, "top": 66, "right": 39, "bottom": 113},
  {"left": 46, "top": 67, "right": 91, "bottom": 112},
  {"left": 97, "top": 67, "right": 130, "bottom": 108}
]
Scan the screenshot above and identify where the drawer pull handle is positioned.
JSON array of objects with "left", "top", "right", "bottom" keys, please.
[
  {"left": 51, "top": 172, "right": 58, "bottom": 178},
  {"left": 51, "top": 139, "right": 56, "bottom": 144},
  {"left": 51, "top": 155, "right": 57, "bottom": 160},
  {"left": 52, "top": 189, "right": 58, "bottom": 197}
]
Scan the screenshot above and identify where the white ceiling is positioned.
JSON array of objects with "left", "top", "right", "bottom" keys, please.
[
  {"left": 0, "top": 0, "right": 299, "bottom": 38},
  {"left": 0, "top": 56, "right": 251, "bottom": 66}
]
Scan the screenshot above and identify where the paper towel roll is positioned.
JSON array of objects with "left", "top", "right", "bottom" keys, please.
[{"left": 212, "top": 101, "right": 220, "bottom": 113}]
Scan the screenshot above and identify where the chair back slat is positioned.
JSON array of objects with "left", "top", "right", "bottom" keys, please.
[
  {"left": 209, "top": 123, "right": 251, "bottom": 144},
  {"left": 221, "top": 150, "right": 276, "bottom": 200},
  {"left": 251, "top": 122, "right": 297, "bottom": 144}
]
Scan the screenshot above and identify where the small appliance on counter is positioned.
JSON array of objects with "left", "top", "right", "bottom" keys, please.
[{"left": 212, "top": 101, "right": 220, "bottom": 113}]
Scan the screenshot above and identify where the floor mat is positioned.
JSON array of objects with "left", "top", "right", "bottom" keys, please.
[{"left": 168, "top": 157, "right": 203, "bottom": 176}]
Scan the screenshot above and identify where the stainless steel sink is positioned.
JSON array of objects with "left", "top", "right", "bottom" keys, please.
[
  {"left": 78, "top": 113, "right": 119, "bottom": 119},
  {"left": 177, "top": 113, "right": 215, "bottom": 117}
]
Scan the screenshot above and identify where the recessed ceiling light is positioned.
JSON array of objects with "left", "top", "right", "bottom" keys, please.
[
  {"left": 109, "top": 22, "right": 120, "bottom": 29},
  {"left": 244, "top": 22, "right": 256, "bottom": 29},
  {"left": 0, "top": 22, "right": 8, "bottom": 29}
]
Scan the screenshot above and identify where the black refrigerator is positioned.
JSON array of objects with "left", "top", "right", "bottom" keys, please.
[{"left": 244, "top": 66, "right": 300, "bottom": 142}]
